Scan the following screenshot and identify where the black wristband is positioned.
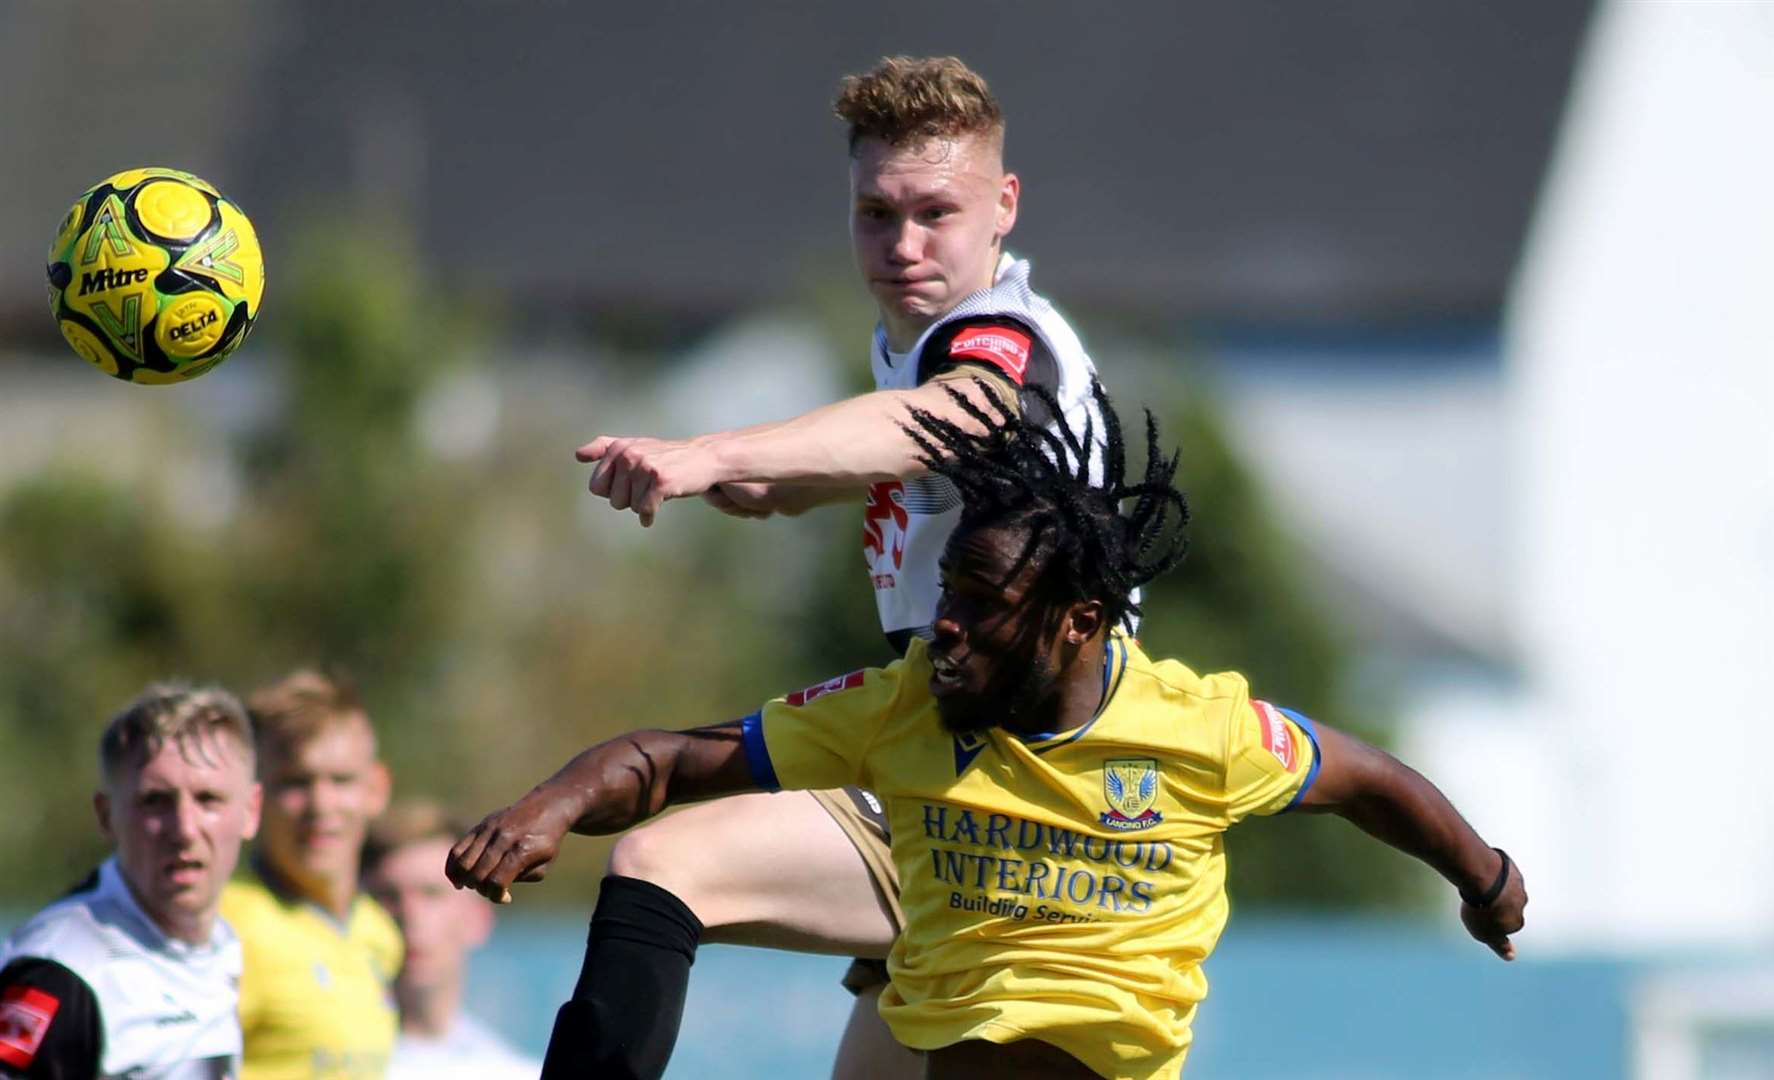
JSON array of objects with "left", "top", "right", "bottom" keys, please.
[{"left": 1461, "top": 848, "right": 1511, "bottom": 908}]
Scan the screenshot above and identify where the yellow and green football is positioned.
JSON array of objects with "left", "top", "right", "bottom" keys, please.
[{"left": 46, "top": 167, "right": 264, "bottom": 384}]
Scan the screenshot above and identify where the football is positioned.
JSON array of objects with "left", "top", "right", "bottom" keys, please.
[{"left": 46, "top": 167, "right": 264, "bottom": 384}]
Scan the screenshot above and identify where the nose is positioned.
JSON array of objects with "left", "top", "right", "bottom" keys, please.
[
  {"left": 889, "top": 219, "right": 921, "bottom": 265},
  {"left": 168, "top": 792, "right": 201, "bottom": 844},
  {"left": 308, "top": 778, "right": 341, "bottom": 818},
  {"left": 931, "top": 611, "right": 964, "bottom": 648}
]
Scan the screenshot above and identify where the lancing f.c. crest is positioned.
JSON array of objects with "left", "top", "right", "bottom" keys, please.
[{"left": 1100, "top": 758, "right": 1163, "bottom": 831}]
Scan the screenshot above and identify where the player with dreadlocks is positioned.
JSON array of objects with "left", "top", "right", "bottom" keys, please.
[{"left": 448, "top": 382, "right": 1527, "bottom": 1079}]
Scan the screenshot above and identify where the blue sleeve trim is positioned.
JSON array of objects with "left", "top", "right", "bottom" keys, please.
[
  {"left": 1278, "top": 706, "right": 1322, "bottom": 812},
  {"left": 739, "top": 712, "right": 781, "bottom": 791}
]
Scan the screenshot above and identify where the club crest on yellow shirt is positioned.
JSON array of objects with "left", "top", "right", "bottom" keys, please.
[{"left": 1100, "top": 758, "right": 1163, "bottom": 831}]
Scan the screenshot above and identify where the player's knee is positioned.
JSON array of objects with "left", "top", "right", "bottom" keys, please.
[{"left": 607, "top": 824, "right": 696, "bottom": 898}]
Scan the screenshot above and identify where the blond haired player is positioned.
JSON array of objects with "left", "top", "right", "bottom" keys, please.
[
  {"left": 220, "top": 672, "right": 399, "bottom": 1080},
  {"left": 571, "top": 55, "right": 1116, "bottom": 1077},
  {"left": 451, "top": 386, "right": 1527, "bottom": 1078},
  {"left": 361, "top": 801, "right": 538, "bottom": 1080},
  {"left": 0, "top": 683, "right": 261, "bottom": 1079}
]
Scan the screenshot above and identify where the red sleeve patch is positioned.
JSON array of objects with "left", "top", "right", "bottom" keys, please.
[
  {"left": 949, "top": 326, "right": 1032, "bottom": 383},
  {"left": 1252, "top": 700, "right": 1297, "bottom": 771},
  {"left": 0, "top": 985, "right": 61, "bottom": 1069},
  {"left": 786, "top": 670, "right": 866, "bottom": 707}
]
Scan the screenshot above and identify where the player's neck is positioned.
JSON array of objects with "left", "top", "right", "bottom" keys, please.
[
  {"left": 998, "top": 639, "right": 1110, "bottom": 738},
  {"left": 880, "top": 310, "right": 935, "bottom": 354},
  {"left": 312, "top": 878, "right": 357, "bottom": 922},
  {"left": 1054, "top": 642, "right": 1112, "bottom": 734},
  {"left": 255, "top": 852, "right": 358, "bottom": 922},
  {"left": 397, "top": 974, "right": 463, "bottom": 1039},
  {"left": 124, "top": 876, "right": 214, "bottom": 945}
]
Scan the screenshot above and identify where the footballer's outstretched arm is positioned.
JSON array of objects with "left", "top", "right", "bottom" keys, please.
[
  {"left": 1297, "top": 721, "right": 1528, "bottom": 959},
  {"left": 446, "top": 723, "right": 757, "bottom": 903},
  {"left": 575, "top": 375, "right": 1006, "bottom": 526}
]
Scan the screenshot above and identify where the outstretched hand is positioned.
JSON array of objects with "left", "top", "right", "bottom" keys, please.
[
  {"left": 576, "top": 435, "right": 721, "bottom": 527},
  {"left": 445, "top": 787, "right": 578, "bottom": 905},
  {"left": 1459, "top": 855, "right": 1527, "bottom": 960}
]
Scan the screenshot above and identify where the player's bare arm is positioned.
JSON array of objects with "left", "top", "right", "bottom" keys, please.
[
  {"left": 446, "top": 723, "right": 757, "bottom": 903},
  {"left": 575, "top": 376, "right": 1005, "bottom": 526},
  {"left": 700, "top": 480, "right": 864, "bottom": 520},
  {"left": 1298, "top": 721, "right": 1528, "bottom": 959}
]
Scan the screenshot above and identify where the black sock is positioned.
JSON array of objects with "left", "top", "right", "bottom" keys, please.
[{"left": 540, "top": 875, "right": 704, "bottom": 1080}]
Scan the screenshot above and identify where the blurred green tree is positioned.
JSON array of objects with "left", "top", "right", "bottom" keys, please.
[{"left": 1141, "top": 385, "right": 1424, "bottom": 911}]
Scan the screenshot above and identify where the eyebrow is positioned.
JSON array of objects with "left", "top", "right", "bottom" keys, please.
[{"left": 852, "top": 187, "right": 963, "bottom": 209}]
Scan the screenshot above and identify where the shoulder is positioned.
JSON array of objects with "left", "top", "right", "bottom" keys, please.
[
  {"left": 0, "top": 955, "right": 103, "bottom": 1077},
  {"left": 0, "top": 954, "right": 98, "bottom": 1004},
  {"left": 2, "top": 886, "right": 116, "bottom": 982},
  {"left": 1123, "top": 646, "right": 1251, "bottom": 712},
  {"left": 1116, "top": 646, "right": 1256, "bottom": 751},
  {"left": 446, "top": 1014, "right": 531, "bottom": 1061},
  {"left": 218, "top": 876, "right": 280, "bottom": 928},
  {"left": 219, "top": 877, "right": 304, "bottom": 964},
  {"left": 766, "top": 652, "right": 928, "bottom": 732},
  {"left": 349, "top": 896, "right": 403, "bottom": 976},
  {"left": 915, "top": 313, "right": 1048, "bottom": 389},
  {"left": 351, "top": 894, "right": 400, "bottom": 942},
  {"left": 390, "top": 1021, "right": 538, "bottom": 1080}
]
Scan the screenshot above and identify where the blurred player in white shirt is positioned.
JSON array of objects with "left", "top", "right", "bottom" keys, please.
[
  {"left": 0, "top": 683, "right": 261, "bottom": 1080},
  {"left": 362, "top": 801, "right": 538, "bottom": 1080}
]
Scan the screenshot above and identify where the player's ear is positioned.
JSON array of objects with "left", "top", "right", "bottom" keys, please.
[
  {"left": 1064, "top": 599, "right": 1104, "bottom": 645},
  {"left": 243, "top": 781, "right": 263, "bottom": 841},
  {"left": 367, "top": 761, "right": 392, "bottom": 819},
  {"left": 996, "top": 172, "right": 1020, "bottom": 240},
  {"left": 94, "top": 790, "right": 115, "bottom": 845}
]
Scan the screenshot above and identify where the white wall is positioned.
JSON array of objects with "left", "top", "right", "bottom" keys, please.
[{"left": 1431, "top": 0, "right": 1774, "bottom": 948}]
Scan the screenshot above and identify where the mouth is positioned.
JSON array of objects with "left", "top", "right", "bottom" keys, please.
[
  {"left": 928, "top": 651, "right": 967, "bottom": 696},
  {"left": 297, "top": 828, "right": 344, "bottom": 852},
  {"left": 164, "top": 856, "right": 206, "bottom": 886}
]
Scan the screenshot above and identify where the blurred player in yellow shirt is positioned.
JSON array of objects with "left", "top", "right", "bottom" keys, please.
[
  {"left": 221, "top": 671, "right": 400, "bottom": 1080},
  {"left": 451, "top": 382, "right": 1527, "bottom": 1079}
]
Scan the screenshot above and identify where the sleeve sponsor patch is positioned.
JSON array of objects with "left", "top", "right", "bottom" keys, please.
[
  {"left": 786, "top": 670, "right": 866, "bottom": 707},
  {"left": 948, "top": 325, "right": 1032, "bottom": 383},
  {"left": 0, "top": 985, "right": 60, "bottom": 1069},
  {"left": 1252, "top": 700, "right": 1298, "bottom": 771}
]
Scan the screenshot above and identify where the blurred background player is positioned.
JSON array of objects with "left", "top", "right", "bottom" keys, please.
[
  {"left": 361, "top": 800, "right": 538, "bottom": 1080},
  {"left": 450, "top": 383, "right": 1528, "bottom": 1078},
  {"left": 0, "top": 683, "right": 261, "bottom": 1079},
  {"left": 220, "top": 671, "right": 399, "bottom": 1080},
  {"left": 569, "top": 55, "right": 1115, "bottom": 1078}
]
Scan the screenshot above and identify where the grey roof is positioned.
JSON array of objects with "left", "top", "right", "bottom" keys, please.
[{"left": 2, "top": 0, "right": 1591, "bottom": 336}]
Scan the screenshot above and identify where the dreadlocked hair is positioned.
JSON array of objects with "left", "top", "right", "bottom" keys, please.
[{"left": 903, "top": 377, "right": 1190, "bottom": 629}]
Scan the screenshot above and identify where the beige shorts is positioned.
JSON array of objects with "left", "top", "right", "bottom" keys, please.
[{"left": 809, "top": 786, "right": 903, "bottom": 995}]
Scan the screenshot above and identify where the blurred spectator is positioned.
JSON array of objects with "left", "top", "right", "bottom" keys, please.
[
  {"left": 363, "top": 801, "right": 539, "bottom": 1080},
  {"left": 0, "top": 683, "right": 261, "bottom": 1078},
  {"left": 220, "top": 671, "right": 400, "bottom": 1080}
]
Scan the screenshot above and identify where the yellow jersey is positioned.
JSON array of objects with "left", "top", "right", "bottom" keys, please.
[
  {"left": 743, "top": 636, "right": 1320, "bottom": 1080},
  {"left": 219, "top": 873, "right": 402, "bottom": 1080}
]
